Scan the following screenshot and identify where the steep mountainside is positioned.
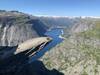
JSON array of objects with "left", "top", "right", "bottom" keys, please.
[
  {"left": 38, "top": 17, "right": 81, "bottom": 37},
  {"left": 0, "top": 10, "right": 48, "bottom": 46},
  {"left": 41, "top": 18, "right": 100, "bottom": 75},
  {"left": 39, "top": 17, "right": 79, "bottom": 28}
]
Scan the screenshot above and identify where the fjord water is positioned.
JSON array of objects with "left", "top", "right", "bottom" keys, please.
[{"left": 29, "top": 28, "right": 64, "bottom": 63}]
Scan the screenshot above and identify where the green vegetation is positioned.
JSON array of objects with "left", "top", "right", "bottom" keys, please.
[
  {"left": 78, "top": 43, "right": 100, "bottom": 64},
  {"left": 42, "top": 20, "right": 100, "bottom": 74},
  {"left": 81, "top": 71, "right": 88, "bottom": 75},
  {"left": 75, "top": 21, "right": 100, "bottom": 65},
  {"left": 79, "top": 21, "right": 100, "bottom": 39}
]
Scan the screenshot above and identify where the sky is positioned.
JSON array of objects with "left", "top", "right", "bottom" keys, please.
[{"left": 0, "top": 0, "right": 100, "bottom": 16}]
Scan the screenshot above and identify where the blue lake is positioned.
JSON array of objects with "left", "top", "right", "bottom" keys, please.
[{"left": 29, "top": 28, "right": 64, "bottom": 63}]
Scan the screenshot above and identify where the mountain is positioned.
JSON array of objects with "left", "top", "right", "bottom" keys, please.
[
  {"left": 0, "top": 10, "right": 81, "bottom": 46},
  {"left": 0, "top": 10, "right": 48, "bottom": 46},
  {"left": 0, "top": 10, "right": 100, "bottom": 75},
  {"left": 39, "top": 16, "right": 79, "bottom": 28},
  {"left": 41, "top": 17, "right": 100, "bottom": 75}
]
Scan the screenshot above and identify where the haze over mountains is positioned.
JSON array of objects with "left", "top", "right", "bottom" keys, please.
[{"left": 0, "top": 10, "right": 100, "bottom": 75}]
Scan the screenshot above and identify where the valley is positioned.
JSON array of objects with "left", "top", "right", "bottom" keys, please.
[{"left": 0, "top": 10, "right": 100, "bottom": 75}]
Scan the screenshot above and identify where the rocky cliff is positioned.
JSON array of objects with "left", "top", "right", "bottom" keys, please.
[{"left": 0, "top": 10, "right": 48, "bottom": 46}]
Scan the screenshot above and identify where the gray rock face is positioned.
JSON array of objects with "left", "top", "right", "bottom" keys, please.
[
  {"left": 71, "top": 19, "right": 95, "bottom": 33},
  {"left": 0, "top": 11, "right": 48, "bottom": 46},
  {"left": 0, "top": 24, "right": 38, "bottom": 46}
]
